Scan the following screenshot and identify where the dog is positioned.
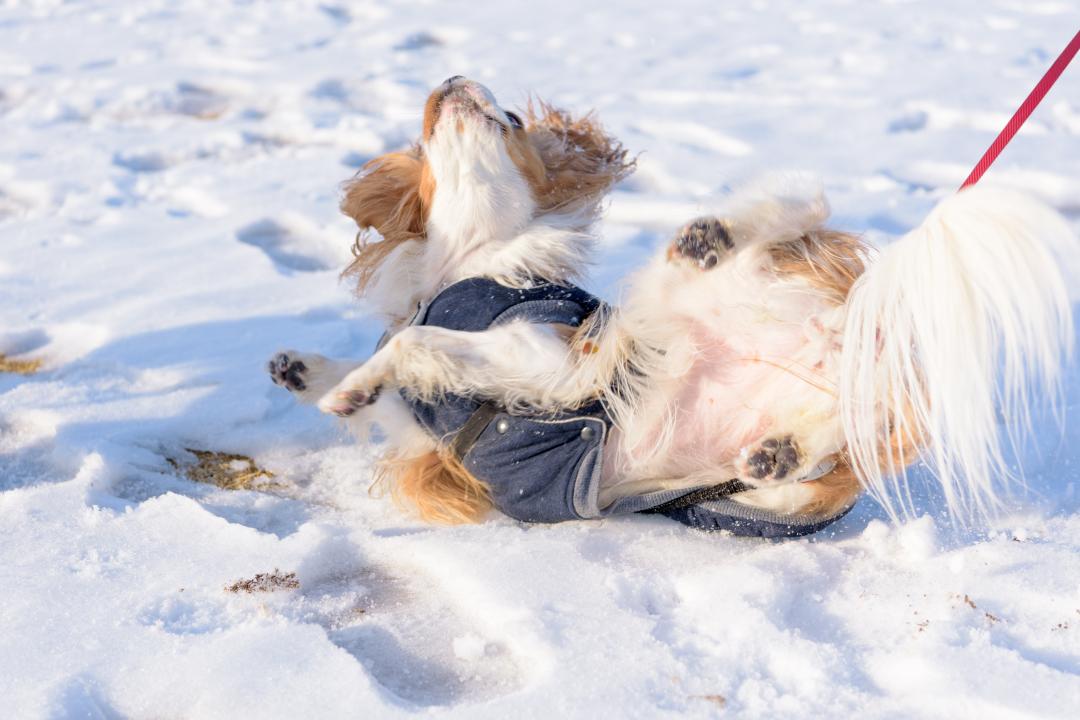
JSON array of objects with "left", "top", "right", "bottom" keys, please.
[{"left": 270, "top": 76, "right": 1076, "bottom": 533}]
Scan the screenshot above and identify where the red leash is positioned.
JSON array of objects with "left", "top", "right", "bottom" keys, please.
[{"left": 959, "top": 29, "right": 1080, "bottom": 190}]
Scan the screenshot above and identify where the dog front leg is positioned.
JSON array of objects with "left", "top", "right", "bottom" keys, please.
[
  {"left": 268, "top": 351, "right": 360, "bottom": 405},
  {"left": 316, "top": 322, "right": 588, "bottom": 418}
]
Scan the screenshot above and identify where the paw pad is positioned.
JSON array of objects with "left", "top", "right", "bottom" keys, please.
[
  {"left": 670, "top": 217, "right": 733, "bottom": 270},
  {"left": 746, "top": 435, "right": 801, "bottom": 481},
  {"left": 325, "top": 387, "right": 382, "bottom": 417},
  {"left": 268, "top": 353, "right": 307, "bottom": 392}
]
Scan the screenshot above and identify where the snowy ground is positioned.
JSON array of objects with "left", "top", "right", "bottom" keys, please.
[{"left": 2, "top": 1, "right": 1080, "bottom": 717}]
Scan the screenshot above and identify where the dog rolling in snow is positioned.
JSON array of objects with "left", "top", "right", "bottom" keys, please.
[{"left": 270, "top": 76, "right": 1076, "bottom": 536}]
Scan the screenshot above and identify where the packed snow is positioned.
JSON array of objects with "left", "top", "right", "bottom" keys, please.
[{"left": 2, "top": 1, "right": 1080, "bottom": 717}]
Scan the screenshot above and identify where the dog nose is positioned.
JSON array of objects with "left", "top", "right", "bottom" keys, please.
[{"left": 443, "top": 75, "right": 465, "bottom": 86}]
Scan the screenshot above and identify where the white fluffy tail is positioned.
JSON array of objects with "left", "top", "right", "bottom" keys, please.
[{"left": 840, "top": 187, "right": 1076, "bottom": 520}]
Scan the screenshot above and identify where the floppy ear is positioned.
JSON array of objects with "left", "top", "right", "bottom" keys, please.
[
  {"left": 341, "top": 148, "right": 431, "bottom": 239},
  {"left": 524, "top": 100, "right": 635, "bottom": 217},
  {"left": 340, "top": 148, "right": 434, "bottom": 294}
]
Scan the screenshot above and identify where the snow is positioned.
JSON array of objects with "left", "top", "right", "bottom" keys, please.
[{"left": 2, "top": 1, "right": 1080, "bottom": 717}]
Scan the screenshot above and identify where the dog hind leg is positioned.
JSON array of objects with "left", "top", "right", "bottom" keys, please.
[{"left": 667, "top": 216, "right": 736, "bottom": 270}]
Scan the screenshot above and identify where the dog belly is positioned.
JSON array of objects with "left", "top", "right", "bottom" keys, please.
[
  {"left": 670, "top": 362, "right": 793, "bottom": 469},
  {"left": 599, "top": 324, "right": 840, "bottom": 500}
]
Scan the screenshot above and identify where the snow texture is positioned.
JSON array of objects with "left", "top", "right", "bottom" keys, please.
[{"left": 2, "top": 1, "right": 1080, "bottom": 718}]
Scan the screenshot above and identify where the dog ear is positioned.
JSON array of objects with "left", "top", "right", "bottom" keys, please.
[
  {"left": 523, "top": 100, "right": 635, "bottom": 216},
  {"left": 340, "top": 148, "right": 434, "bottom": 294},
  {"left": 341, "top": 148, "right": 432, "bottom": 241}
]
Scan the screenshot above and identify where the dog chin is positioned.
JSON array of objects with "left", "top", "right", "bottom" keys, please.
[
  {"left": 431, "top": 112, "right": 499, "bottom": 147},
  {"left": 440, "top": 96, "right": 495, "bottom": 122},
  {"left": 431, "top": 86, "right": 505, "bottom": 138}
]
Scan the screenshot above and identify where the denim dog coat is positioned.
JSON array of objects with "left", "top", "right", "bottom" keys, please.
[{"left": 402, "top": 277, "right": 854, "bottom": 538}]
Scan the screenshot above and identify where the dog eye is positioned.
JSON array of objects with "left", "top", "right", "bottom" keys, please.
[{"left": 505, "top": 111, "right": 523, "bottom": 129}]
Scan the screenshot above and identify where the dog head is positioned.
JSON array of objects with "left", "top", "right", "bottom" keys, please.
[{"left": 341, "top": 76, "right": 633, "bottom": 318}]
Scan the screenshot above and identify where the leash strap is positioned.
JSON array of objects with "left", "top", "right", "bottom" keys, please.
[
  {"left": 640, "top": 479, "right": 751, "bottom": 514},
  {"left": 960, "top": 29, "right": 1080, "bottom": 190}
]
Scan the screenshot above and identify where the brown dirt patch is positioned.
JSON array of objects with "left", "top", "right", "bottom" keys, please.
[
  {"left": 225, "top": 569, "right": 300, "bottom": 593},
  {"left": 0, "top": 353, "right": 43, "bottom": 375},
  {"left": 167, "top": 448, "right": 280, "bottom": 491}
]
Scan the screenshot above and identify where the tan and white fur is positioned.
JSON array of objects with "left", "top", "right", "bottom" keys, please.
[{"left": 271, "top": 76, "right": 1076, "bottom": 526}]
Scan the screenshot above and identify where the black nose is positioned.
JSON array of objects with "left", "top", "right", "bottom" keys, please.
[{"left": 443, "top": 75, "right": 465, "bottom": 85}]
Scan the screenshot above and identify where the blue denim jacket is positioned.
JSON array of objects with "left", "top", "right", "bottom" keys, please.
[{"left": 402, "top": 278, "right": 853, "bottom": 538}]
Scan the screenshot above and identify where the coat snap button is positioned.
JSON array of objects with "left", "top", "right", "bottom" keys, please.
[
  {"left": 495, "top": 419, "right": 510, "bottom": 434},
  {"left": 580, "top": 425, "right": 596, "bottom": 441}
]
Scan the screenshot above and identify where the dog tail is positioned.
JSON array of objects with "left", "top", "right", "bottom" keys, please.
[{"left": 839, "top": 187, "right": 1076, "bottom": 520}]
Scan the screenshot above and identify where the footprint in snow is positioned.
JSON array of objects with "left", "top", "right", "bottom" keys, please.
[
  {"left": 133, "top": 557, "right": 524, "bottom": 706},
  {"left": 112, "top": 149, "right": 174, "bottom": 173},
  {"left": 51, "top": 675, "right": 125, "bottom": 720},
  {"left": 887, "top": 110, "right": 929, "bottom": 134},
  {"left": 164, "top": 81, "right": 230, "bottom": 120},
  {"left": 0, "top": 437, "right": 61, "bottom": 493},
  {"left": 295, "top": 562, "right": 524, "bottom": 707},
  {"left": 394, "top": 31, "right": 445, "bottom": 51},
  {"left": 236, "top": 216, "right": 350, "bottom": 274},
  {"left": 319, "top": 4, "right": 353, "bottom": 24},
  {"left": 108, "top": 445, "right": 313, "bottom": 540},
  {"left": 0, "top": 405, "right": 77, "bottom": 493},
  {"left": 0, "top": 323, "right": 107, "bottom": 375},
  {"left": 112, "top": 440, "right": 525, "bottom": 708}
]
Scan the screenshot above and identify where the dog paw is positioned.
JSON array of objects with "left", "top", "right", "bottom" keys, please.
[
  {"left": 741, "top": 435, "right": 801, "bottom": 483},
  {"left": 268, "top": 352, "right": 308, "bottom": 392},
  {"left": 318, "top": 384, "right": 382, "bottom": 417},
  {"left": 667, "top": 216, "right": 734, "bottom": 270}
]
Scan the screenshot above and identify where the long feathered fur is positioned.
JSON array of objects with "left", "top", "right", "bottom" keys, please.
[{"left": 840, "top": 187, "right": 1075, "bottom": 520}]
